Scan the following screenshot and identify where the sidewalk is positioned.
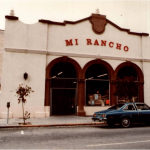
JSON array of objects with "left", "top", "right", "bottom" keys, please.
[{"left": 0, "top": 116, "right": 104, "bottom": 128}]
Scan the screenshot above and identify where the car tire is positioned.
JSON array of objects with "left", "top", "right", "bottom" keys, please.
[{"left": 121, "top": 117, "right": 130, "bottom": 128}]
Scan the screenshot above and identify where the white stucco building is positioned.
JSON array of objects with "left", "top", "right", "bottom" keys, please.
[
  {"left": 0, "top": 29, "right": 4, "bottom": 96},
  {"left": 0, "top": 12, "right": 150, "bottom": 118}
]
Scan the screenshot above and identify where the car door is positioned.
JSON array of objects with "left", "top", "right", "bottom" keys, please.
[
  {"left": 135, "top": 103, "right": 150, "bottom": 123},
  {"left": 123, "top": 104, "right": 139, "bottom": 123}
]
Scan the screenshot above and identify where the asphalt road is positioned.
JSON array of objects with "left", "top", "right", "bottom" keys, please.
[{"left": 0, "top": 124, "right": 150, "bottom": 149}]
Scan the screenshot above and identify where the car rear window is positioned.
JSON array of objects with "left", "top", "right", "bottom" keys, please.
[
  {"left": 136, "top": 104, "right": 150, "bottom": 110},
  {"left": 108, "top": 104, "right": 124, "bottom": 110}
]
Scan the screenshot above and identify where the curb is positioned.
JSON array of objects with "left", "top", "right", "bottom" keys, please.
[{"left": 0, "top": 122, "right": 105, "bottom": 128}]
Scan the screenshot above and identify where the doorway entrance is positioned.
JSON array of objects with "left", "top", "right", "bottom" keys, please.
[
  {"left": 51, "top": 89, "right": 76, "bottom": 115},
  {"left": 50, "top": 62, "right": 77, "bottom": 115}
]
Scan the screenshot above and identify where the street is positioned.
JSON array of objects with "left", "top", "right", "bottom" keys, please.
[{"left": 0, "top": 124, "right": 150, "bottom": 149}]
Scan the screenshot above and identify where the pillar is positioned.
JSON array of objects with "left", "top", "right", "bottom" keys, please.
[{"left": 77, "top": 78, "right": 86, "bottom": 116}]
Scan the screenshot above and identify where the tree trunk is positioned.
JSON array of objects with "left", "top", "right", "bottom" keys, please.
[{"left": 22, "top": 100, "right": 25, "bottom": 125}]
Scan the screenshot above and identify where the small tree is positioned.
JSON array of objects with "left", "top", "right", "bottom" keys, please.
[{"left": 15, "top": 84, "right": 34, "bottom": 124}]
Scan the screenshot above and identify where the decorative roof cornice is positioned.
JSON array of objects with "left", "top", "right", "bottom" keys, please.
[
  {"left": 106, "top": 19, "right": 149, "bottom": 36},
  {"left": 5, "top": 15, "right": 18, "bottom": 20},
  {"left": 5, "top": 14, "right": 149, "bottom": 36},
  {"left": 39, "top": 16, "right": 91, "bottom": 26},
  {"left": 39, "top": 16, "right": 149, "bottom": 36}
]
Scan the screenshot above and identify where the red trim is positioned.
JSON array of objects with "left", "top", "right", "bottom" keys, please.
[
  {"left": 46, "top": 56, "right": 82, "bottom": 79},
  {"left": 82, "top": 59, "right": 116, "bottom": 106},
  {"left": 5, "top": 15, "right": 18, "bottom": 20},
  {"left": 39, "top": 15, "right": 149, "bottom": 36},
  {"left": 5, "top": 14, "right": 149, "bottom": 36},
  {"left": 90, "top": 14, "right": 107, "bottom": 34},
  {"left": 45, "top": 56, "right": 86, "bottom": 116},
  {"left": 114, "top": 61, "right": 144, "bottom": 83},
  {"left": 106, "top": 19, "right": 149, "bottom": 36},
  {"left": 39, "top": 17, "right": 91, "bottom": 26},
  {"left": 39, "top": 20, "right": 65, "bottom": 26},
  {"left": 45, "top": 58, "right": 144, "bottom": 114},
  {"left": 82, "top": 59, "right": 115, "bottom": 79},
  {"left": 114, "top": 61, "right": 144, "bottom": 102}
]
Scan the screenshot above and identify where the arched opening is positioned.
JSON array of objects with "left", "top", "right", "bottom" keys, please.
[
  {"left": 45, "top": 56, "right": 85, "bottom": 116},
  {"left": 115, "top": 62, "right": 144, "bottom": 103},
  {"left": 50, "top": 62, "right": 77, "bottom": 115},
  {"left": 85, "top": 64, "right": 110, "bottom": 106}
]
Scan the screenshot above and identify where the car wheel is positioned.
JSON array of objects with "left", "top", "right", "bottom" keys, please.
[{"left": 121, "top": 117, "right": 130, "bottom": 128}]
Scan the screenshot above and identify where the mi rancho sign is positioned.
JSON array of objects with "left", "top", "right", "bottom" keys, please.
[{"left": 65, "top": 39, "right": 129, "bottom": 52}]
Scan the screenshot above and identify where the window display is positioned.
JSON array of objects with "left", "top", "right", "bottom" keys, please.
[
  {"left": 85, "top": 64, "right": 110, "bottom": 106},
  {"left": 116, "top": 66, "right": 139, "bottom": 104},
  {"left": 86, "top": 80, "right": 109, "bottom": 106}
]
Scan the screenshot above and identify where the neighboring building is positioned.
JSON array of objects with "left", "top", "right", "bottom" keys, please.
[
  {"left": 0, "top": 30, "right": 4, "bottom": 91},
  {"left": 0, "top": 12, "right": 150, "bottom": 118}
]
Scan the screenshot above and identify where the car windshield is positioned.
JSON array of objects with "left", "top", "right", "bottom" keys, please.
[{"left": 108, "top": 104, "right": 125, "bottom": 110}]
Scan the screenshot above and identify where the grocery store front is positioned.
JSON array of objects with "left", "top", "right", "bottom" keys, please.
[
  {"left": 46, "top": 58, "right": 116, "bottom": 116},
  {"left": 0, "top": 12, "right": 149, "bottom": 118},
  {"left": 45, "top": 57, "right": 144, "bottom": 116}
]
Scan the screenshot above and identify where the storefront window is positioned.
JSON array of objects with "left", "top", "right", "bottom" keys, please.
[
  {"left": 86, "top": 80, "right": 109, "bottom": 106},
  {"left": 85, "top": 64, "right": 110, "bottom": 106},
  {"left": 116, "top": 66, "right": 139, "bottom": 103}
]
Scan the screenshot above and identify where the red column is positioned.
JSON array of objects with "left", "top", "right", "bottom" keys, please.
[
  {"left": 110, "top": 80, "right": 116, "bottom": 105},
  {"left": 45, "top": 79, "right": 50, "bottom": 106},
  {"left": 77, "top": 79, "right": 86, "bottom": 116},
  {"left": 139, "top": 82, "right": 144, "bottom": 102}
]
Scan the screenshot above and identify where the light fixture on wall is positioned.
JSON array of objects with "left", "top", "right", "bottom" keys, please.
[
  {"left": 57, "top": 72, "right": 63, "bottom": 75},
  {"left": 52, "top": 76, "right": 56, "bottom": 78},
  {"left": 24, "top": 72, "right": 28, "bottom": 80},
  {"left": 97, "top": 74, "right": 107, "bottom": 77}
]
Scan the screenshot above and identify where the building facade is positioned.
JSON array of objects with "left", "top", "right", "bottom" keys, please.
[
  {"left": 0, "top": 13, "right": 150, "bottom": 118},
  {"left": 0, "top": 29, "right": 4, "bottom": 96}
]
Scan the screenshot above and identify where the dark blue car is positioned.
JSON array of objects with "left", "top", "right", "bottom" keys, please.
[{"left": 92, "top": 102, "right": 150, "bottom": 127}]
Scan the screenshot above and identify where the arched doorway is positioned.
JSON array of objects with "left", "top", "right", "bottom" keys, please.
[
  {"left": 50, "top": 62, "right": 77, "bottom": 115},
  {"left": 115, "top": 61, "right": 144, "bottom": 103},
  {"left": 82, "top": 59, "right": 115, "bottom": 106},
  {"left": 45, "top": 56, "right": 82, "bottom": 116}
]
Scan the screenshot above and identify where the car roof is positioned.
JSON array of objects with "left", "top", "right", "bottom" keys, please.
[{"left": 116, "top": 102, "right": 145, "bottom": 105}]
